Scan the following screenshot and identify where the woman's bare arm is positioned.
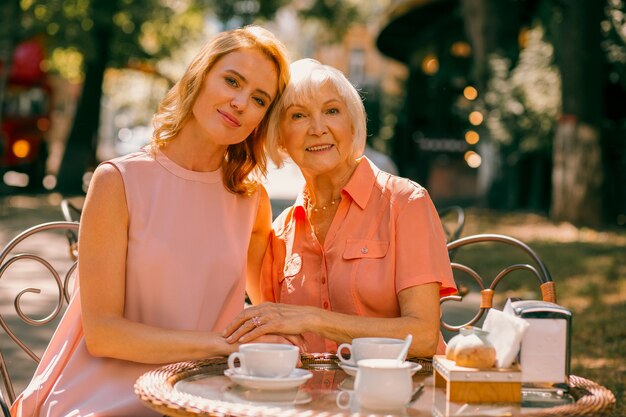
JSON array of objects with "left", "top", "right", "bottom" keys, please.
[
  {"left": 245, "top": 185, "right": 272, "bottom": 306},
  {"left": 79, "top": 164, "right": 237, "bottom": 364}
]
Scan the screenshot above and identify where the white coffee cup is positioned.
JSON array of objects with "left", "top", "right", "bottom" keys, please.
[
  {"left": 337, "top": 337, "right": 405, "bottom": 366},
  {"left": 354, "top": 358, "right": 413, "bottom": 410},
  {"left": 227, "top": 343, "right": 299, "bottom": 378}
]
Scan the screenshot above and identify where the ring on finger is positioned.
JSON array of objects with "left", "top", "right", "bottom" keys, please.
[{"left": 251, "top": 316, "right": 262, "bottom": 328}]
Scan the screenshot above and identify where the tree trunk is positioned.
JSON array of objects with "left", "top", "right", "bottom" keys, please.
[
  {"left": 552, "top": 118, "right": 603, "bottom": 226},
  {"left": 551, "top": 1, "right": 604, "bottom": 227},
  {"left": 55, "top": 3, "right": 117, "bottom": 194}
]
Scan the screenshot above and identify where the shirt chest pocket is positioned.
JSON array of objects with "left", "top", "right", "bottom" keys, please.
[{"left": 343, "top": 239, "right": 389, "bottom": 260}]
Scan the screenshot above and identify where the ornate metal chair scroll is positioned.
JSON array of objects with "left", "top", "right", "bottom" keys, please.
[
  {"left": 437, "top": 205, "right": 466, "bottom": 261},
  {"left": 0, "top": 221, "right": 79, "bottom": 405},
  {"left": 437, "top": 205, "right": 466, "bottom": 243},
  {"left": 441, "top": 233, "right": 556, "bottom": 332}
]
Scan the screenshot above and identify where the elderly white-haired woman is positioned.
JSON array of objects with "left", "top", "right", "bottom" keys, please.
[{"left": 224, "top": 58, "right": 456, "bottom": 358}]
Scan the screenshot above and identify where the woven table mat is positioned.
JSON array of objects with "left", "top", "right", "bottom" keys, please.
[{"left": 135, "top": 357, "right": 614, "bottom": 417}]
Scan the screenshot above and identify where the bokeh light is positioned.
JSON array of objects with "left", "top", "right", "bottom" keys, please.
[
  {"left": 451, "top": 41, "right": 472, "bottom": 57},
  {"left": 12, "top": 140, "right": 31, "bottom": 158},
  {"left": 421, "top": 54, "right": 439, "bottom": 75},
  {"left": 463, "top": 86, "right": 478, "bottom": 100},
  {"left": 464, "top": 151, "right": 482, "bottom": 168},
  {"left": 37, "top": 118, "right": 50, "bottom": 131},
  {"left": 43, "top": 175, "right": 57, "bottom": 190},
  {"left": 469, "top": 111, "right": 483, "bottom": 126},
  {"left": 465, "top": 130, "right": 480, "bottom": 145},
  {"left": 3, "top": 171, "right": 29, "bottom": 187}
]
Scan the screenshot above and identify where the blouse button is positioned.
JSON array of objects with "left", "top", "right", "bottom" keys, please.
[
  {"left": 323, "top": 302, "right": 329, "bottom": 309},
  {"left": 361, "top": 247, "right": 369, "bottom": 254},
  {"left": 321, "top": 277, "right": 326, "bottom": 284}
]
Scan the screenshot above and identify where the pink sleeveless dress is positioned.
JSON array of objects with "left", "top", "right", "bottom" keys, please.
[{"left": 11, "top": 149, "right": 260, "bottom": 417}]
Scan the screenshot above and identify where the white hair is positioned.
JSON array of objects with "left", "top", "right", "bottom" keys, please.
[{"left": 266, "top": 58, "right": 367, "bottom": 167}]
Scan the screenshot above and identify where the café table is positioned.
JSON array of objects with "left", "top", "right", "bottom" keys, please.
[{"left": 134, "top": 354, "right": 616, "bottom": 417}]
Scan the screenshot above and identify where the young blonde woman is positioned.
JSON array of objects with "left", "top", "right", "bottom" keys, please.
[{"left": 12, "top": 26, "right": 290, "bottom": 417}]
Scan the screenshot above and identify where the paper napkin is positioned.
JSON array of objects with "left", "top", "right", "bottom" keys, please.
[{"left": 483, "top": 308, "right": 530, "bottom": 368}]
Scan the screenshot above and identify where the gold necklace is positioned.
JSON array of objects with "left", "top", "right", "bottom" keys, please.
[{"left": 305, "top": 194, "right": 342, "bottom": 213}]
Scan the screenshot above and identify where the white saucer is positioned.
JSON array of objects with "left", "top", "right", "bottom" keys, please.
[
  {"left": 339, "top": 362, "right": 423, "bottom": 377},
  {"left": 224, "top": 368, "right": 313, "bottom": 391}
]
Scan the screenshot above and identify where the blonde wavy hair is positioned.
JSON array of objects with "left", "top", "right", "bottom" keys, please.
[
  {"left": 151, "top": 26, "right": 290, "bottom": 194},
  {"left": 266, "top": 58, "right": 366, "bottom": 167}
]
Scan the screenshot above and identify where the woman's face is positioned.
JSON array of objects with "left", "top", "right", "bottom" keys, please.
[
  {"left": 191, "top": 48, "right": 278, "bottom": 146},
  {"left": 280, "top": 82, "right": 355, "bottom": 178}
]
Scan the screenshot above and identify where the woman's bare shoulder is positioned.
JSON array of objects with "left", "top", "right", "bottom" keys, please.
[{"left": 82, "top": 163, "right": 127, "bottom": 219}]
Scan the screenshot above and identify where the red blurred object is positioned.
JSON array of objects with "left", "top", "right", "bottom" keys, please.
[
  {"left": 1, "top": 39, "right": 50, "bottom": 189},
  {"left": 9, "top": 40, "right": 46, "bottom": 84}
]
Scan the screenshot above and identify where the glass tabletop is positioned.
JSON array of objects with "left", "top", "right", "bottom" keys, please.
[{"left": 134, "top": 355, "right": 615, "bottom": 417}]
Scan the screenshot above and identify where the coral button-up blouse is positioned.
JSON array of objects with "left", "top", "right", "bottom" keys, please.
[{"left": 260, "top": 157, "right": 457, "bottom": 353}]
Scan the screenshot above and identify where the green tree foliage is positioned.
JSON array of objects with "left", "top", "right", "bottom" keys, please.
[
  {"left": 20, "top": 0, "right": 205, "bottom": 70},
  {"left": 466, "top": 25, "right": 560, "bottom": 210},
  {"left": 298, "top": 0, "right": 362, "bottom": 42},
  {"left": 603, "top": 0, "right": 626, "bottom": 89},
  {"left": 206, "top": 0, "right": 290, "bottom": 27},
  {"left": 206, "top": 0, "right": 362, "bottom": 39},
  {"left": 477, "top": 26, "right": 560, "bottom": 157}
]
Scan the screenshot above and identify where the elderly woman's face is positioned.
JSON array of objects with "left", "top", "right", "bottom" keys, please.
[{"left": 280, "top": 83, "right": 354, "bottom": 177}]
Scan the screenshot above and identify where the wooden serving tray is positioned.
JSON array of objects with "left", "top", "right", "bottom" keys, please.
[{"left": 433, "top": 355, "right": 521, "bottom": 403}]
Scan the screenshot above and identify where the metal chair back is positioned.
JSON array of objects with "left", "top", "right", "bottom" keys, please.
[
  {"left": 437, "top": 205, "right": 466, "bottom": 243},
  {"left": 441, "top": 233, "right": 556, "bottom": 332},
  {"left": 0, "top": 221, "right": 79, "bottom": 404},
  {"left": 60, "top": 199, "right": 82, "bottom": 261},
  {"left": 0, "top": 390, "right": 10, "bottom": 417}
]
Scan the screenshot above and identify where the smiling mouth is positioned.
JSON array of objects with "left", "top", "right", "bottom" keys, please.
[
  {"left": 306, "top": 144, "right": 334, "bottom": 152},
  {"left": 218, "top": 110, "right": 241, "bottom": 127}
]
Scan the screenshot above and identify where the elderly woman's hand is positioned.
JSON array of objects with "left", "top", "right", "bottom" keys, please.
[{"left": 222, "top": 302, "right": 313, "bottom": 344}]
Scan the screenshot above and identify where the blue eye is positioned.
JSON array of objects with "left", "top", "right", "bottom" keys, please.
[
  {"left": 291, "top": 112, "right": 304, "bottom": 120},
  {"left": 225, "top": 77, "right": 238, "bottom": 87},
  {"left": 253, "top": 97, "right": 266, "bottom": 107}
]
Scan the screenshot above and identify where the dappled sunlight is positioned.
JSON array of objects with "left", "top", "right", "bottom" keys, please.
[
  {"left": 573, "top": 357, "right": 626, "bottom": 372},
  {"left": 464, "top": 208, "right": 626, "bottom": 245},
  {"left": 603, "top": 279, "right": 626, "bottom": 305}
]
